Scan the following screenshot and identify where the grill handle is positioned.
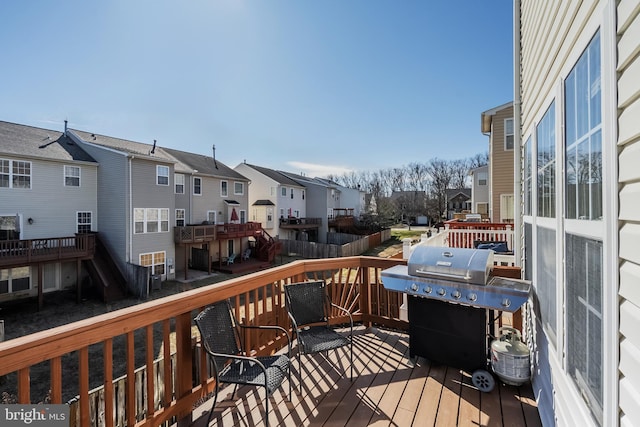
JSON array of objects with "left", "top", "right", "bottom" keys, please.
[{"left": 413, "top": 269, "right": 472, "bottom": 281}]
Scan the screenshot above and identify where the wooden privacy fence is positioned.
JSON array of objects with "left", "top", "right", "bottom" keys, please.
[
  {"left": 281, "top": 230, "right": 390, "bottom": 259},
  {"left": 0, "top": 256, "right": 407, "bottom": 427}
]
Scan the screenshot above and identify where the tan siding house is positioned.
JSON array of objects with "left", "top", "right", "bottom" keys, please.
[
  {"left": 517, "top": 0, "right": 640, "bottom": 426},
  {"left": 481, "top": 102, "right": 514, "bottom": 223}
]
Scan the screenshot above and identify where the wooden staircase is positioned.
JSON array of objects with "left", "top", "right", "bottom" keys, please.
[{"left": 84, "top": 235, "right": 128, "bottom": 303}]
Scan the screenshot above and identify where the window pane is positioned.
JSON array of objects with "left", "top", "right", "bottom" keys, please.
[
  {"left": 537, "top": 102, "right": 556, "bottom": 218},
  {"left": 566, "top": 234, "right": 603, "bottom": 422},
  {"left": 536, "top": 227, "right": 556, "bottom": 341}
]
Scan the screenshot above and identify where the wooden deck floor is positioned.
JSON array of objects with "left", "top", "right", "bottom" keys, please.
[{"left": 190, "top": 326, "right": 542, "bottom": 427}]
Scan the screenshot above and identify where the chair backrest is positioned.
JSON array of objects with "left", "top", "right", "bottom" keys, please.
[
  {"left": 284, "top": 281, "right": 328, "bottom": 327},
  {"left": 194, "top": 300, "right": 242, "bottom": 360}
]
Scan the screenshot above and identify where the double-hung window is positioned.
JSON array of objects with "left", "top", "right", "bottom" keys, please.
[
  {"left": 234, "top": 182, "right": 244, "bottom": 195},
  {"left": 156, "top": 165, "right": 169, "bottom": 186},
  {"left": 175, "top": 173, "right": 184, "bottom": 194},
  {"left": 221, "top": 181, "right": 228, "bottom": 197},
  {"left": 1, "top": 159, "right": 31, "bottom": 189},
  {"left": 176, "top": 209, "right": 185, "bottom": 226},
  {"left": 77, "top": 212, "right": 92, "bottom": 233},
  {"left": 65, "top": 166, "right": 80, "bottom": 187},
  {"left": 134, "top": 208, "right": 169, "bottom": 233},
  {"left": 505, "top": 118, "right": 514, "bottom": 150},
  {"left": 193, "top": 177, "right": 202, "bottom": 195},
  {"left": 140, "top": 251, "right": 165, "bottom": 276}
]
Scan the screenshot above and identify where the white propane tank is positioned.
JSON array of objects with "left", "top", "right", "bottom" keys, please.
[{"left": 490, "top": 327, "right": 531, "bottom": 386}]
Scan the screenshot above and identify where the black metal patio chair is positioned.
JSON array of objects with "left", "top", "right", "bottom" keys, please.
[
  {"left": 283, "top": 280, "right": 353, "bottom": 392},
  {"left": 194, "top": 300, "right": 291, "bottom": 427}
]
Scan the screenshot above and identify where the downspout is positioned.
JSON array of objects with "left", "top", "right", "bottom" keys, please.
[
  {"left": 129, "top": 156, "right": 133, "bottom": 264},
  {"left": 513, "top": 0, "right": 522, "bottom": 269}
]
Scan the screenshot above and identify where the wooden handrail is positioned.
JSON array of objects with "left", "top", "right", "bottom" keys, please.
[{"left": 0, "top": 256, "right": 406, "bottom": 426}]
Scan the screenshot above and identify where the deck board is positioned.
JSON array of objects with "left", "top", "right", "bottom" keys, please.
[{"left": 190, "top": 326, "right": 541, "bottom": 427}]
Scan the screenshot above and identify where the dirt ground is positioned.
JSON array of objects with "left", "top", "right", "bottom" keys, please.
[{"left": 0, "top": 241, "right": 407, "bottom": 404}]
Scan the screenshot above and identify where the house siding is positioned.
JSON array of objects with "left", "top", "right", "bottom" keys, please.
[
  {"left": 75, "top": 141, "right": 130, "bottom": 266},
  {"left": 617, "top": 1, "right": 640, "bottom": 426},
  {"left": 489, "top": 106, "right": 514, "bottom": 222},
  {"left": 130, "top": 158, "right": 175, "bottom": 274},
  {"left": 520, "top": 0, "right": 619, "bottom": 426}
]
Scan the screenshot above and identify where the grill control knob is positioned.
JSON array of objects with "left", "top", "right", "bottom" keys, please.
[
  {"left": 467, "top": 293, "right": 478, "bottom": 302},
  {"left": 424, "top": 286, "right": 433, "bottom": 294},
  {"left": 451, "top": 290, "right": 461, "bottom": 300},
  {"left": 410, "top": 283, "right": 419, "bottom": 292},
  {"left": 501, "top": 298, "right": 512, "bottom": 308},
  {"left": 437, "top": 288, "right": 446, "bottom": 296}
]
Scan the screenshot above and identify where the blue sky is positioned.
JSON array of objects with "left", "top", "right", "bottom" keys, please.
[{"left": 0, "top": 1, "right": 513, "bottom": 177}]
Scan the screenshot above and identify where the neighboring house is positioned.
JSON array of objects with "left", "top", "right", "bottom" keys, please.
[
  {"left": 388, "top": 190, "right": 428, "bottom": 223},
  {"left": 0, "top": 121, "right": 98, "bottom": 305},
  {"left": 481, "top": 101, "right": 515, "bottom": 223},
  {"left": 314, "top": 177, "right": 367, "bottom": 219},
  {"left": 444, "top": 188, "right": 471, "bottom": 219},
  {"left": 234, "top": 162, "right": 308, "bottom": 241},
  {"left": 158, "top": 147, "right": 251, "bottom": 270},
  {"left": 69, "top": 130, "right": 178, "bottom": 289},
  {"left": 469, "top": 165, "right": 489, "bottom": 218},
  {"left": 516, "top": 1, "right": 639, "bottom": 426}
]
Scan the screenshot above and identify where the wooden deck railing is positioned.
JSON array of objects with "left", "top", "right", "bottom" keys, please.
[
  {"left": 0, "top": 256, "right": 407, "bottom": 427},
  {"left": 0, "top": 234, "right": 95, "bottom": 269}
]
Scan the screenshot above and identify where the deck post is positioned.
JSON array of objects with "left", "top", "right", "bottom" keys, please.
[{"left": 175, "top": 312, "right": 194, "bottom": 426}]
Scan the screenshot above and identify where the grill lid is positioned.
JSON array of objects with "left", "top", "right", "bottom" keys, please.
[{"left": 408, "top": 245, "right": 494, "bottom": 285}]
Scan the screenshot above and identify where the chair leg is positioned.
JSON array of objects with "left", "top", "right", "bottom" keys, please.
[
  {"left": 206, "top": 381, "right": 219, "bottom": 426},
  {"left": 231, "top": 383, "right": 239, "bottom": 400},
  {"left": 265, "top": 386, "right": 270, "bottom": 427}
]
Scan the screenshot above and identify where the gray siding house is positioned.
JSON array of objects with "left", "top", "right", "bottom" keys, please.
[{"left": 0, "top": 121, "right": 98, "bottom": 304}]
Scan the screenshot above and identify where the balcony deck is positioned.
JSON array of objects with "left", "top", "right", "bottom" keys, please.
[{"left": 191, "top": 325, "right": 541, "bottom": 427}]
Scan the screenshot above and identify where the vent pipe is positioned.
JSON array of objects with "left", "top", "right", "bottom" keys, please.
[
  {"left": 150, "top": 139, "right": 156, "bottom": 154},
  {"left": 212, "top": 144, "right": 218, "bottom": 169}
]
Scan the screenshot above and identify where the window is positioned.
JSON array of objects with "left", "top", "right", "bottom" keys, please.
[
  {"left": 505, "top": 118, "right": 514, "bottom": 150},
  {"left": 0, "top": 215, "right": 20, "bottom": 240},
  {"left": 281, "top": 187, "right": 287, "bottom": 197},
  {"left": 234, "top": 182, "right": 244, "bottom": 195},
  {"left": 0, "top": 159, "right": 31, "bottom": 189},
  {"left": 175, "top": 173, "right": 184, "bottom": 194},
  {"left": 193, "top": 177, "right": 202, "bottom": 195},
  {"left": 290, "top": 188, "right": 294, "bottom": 199},
  {"left": 537, "top": 102, "right": 556, "bottom": 218},
  {"left": 239, "top": 210, "right": 246, "bottom": 224},
  {"left": 302, "top": 190, "right": 305, "bottom": 200},
  {"left": 221, "top": 181, "right": 228, "bottom": 197},
  {"left": 566, "top": 31, "right": 602, "bottom": 221},
  {"left": 566, "top": 234, "right": 603, "bottom": 421},
  {"left": 524, "top": 136, "right": 532, "bottom": 216},
  {"left": 156, "top": 165, "right": 169, "bottom": 186},
  {"left": 536, "top": 226, "right": 557, "bottom": 343},
  {"left": 77, "top": 212, "right": 92, "bottom": 233},
  {"left": 1, "top": 267, "right": 31, "bottom": 294},
  {"left": 477, "top": 203, "right": 488, "bottom": 215},
  {"left": 477, "top": 172, "right": 487, "bottom": 186},
  {"left": 65, "top": 166, "right": 80, "bottom": 187},
  {"left": 133, "top": 208, "right": 169, "bottom": 233},
  {"left": 207, "top": 211, "right": 217, "bottom": 223},
  {"left": 140, "top": 251, "right": 165, "bottom": 276},
  {"left": 176, "top": 209, "right": 185, "bottom": 226},
  {"left": 500, "top": 194, "right": 514, "bottom": 223}
]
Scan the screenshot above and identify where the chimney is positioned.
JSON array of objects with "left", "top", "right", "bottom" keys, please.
[{"left": 64, "top": 120, "right": 68, "bottom": 136}]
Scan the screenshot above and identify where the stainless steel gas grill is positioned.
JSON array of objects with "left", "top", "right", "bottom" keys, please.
[{"left": 381, "top": 244, "right": 531, "bottom": 392}]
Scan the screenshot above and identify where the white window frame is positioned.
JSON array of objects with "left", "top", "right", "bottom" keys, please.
[
  {"left": 133, "top": 208, "right": 170, "bottom": 234},
  {"left": 156, "top": 165, "right": 169, "bottom": 186},
  {"left": 207, "top": 210, "right": 217, "bottom": 224},
  {"left": 76, "top": 211, "right": 92, "bottom": 233},
  {"left": 175, "top": 209, "right": 185, "bottom": 226},
  {"left": 234, "top": 182, "right": 244, "bottom": 196},
  {"left": 0, "top": 159, "right": 31, "bottom": 189},
  {"left": 221, "top": 180, "right": 228, "bottom": 197},
  {"left": 139, "top": 251, "right": 166, "bottom": 276},
  {"left": 64, "top": 165, "right": 81, "bottom": 187},
  {"left": 175, "top": 173, "right": 184, "bottom": 194},
  {"left": 504, "top": 118, "right": 514, "bottom": 150},
  {"left": 0, "top": 266, "right": 31, "bottom": 294},
  {"left": 477, "top": 172, "right": 487, "bottom": 186},
  {"left": 281, "top": 187, "right": 287, "bottom": 197},
  {"left": 193, "top": 177, "right": 202, "bottom": 195}
]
